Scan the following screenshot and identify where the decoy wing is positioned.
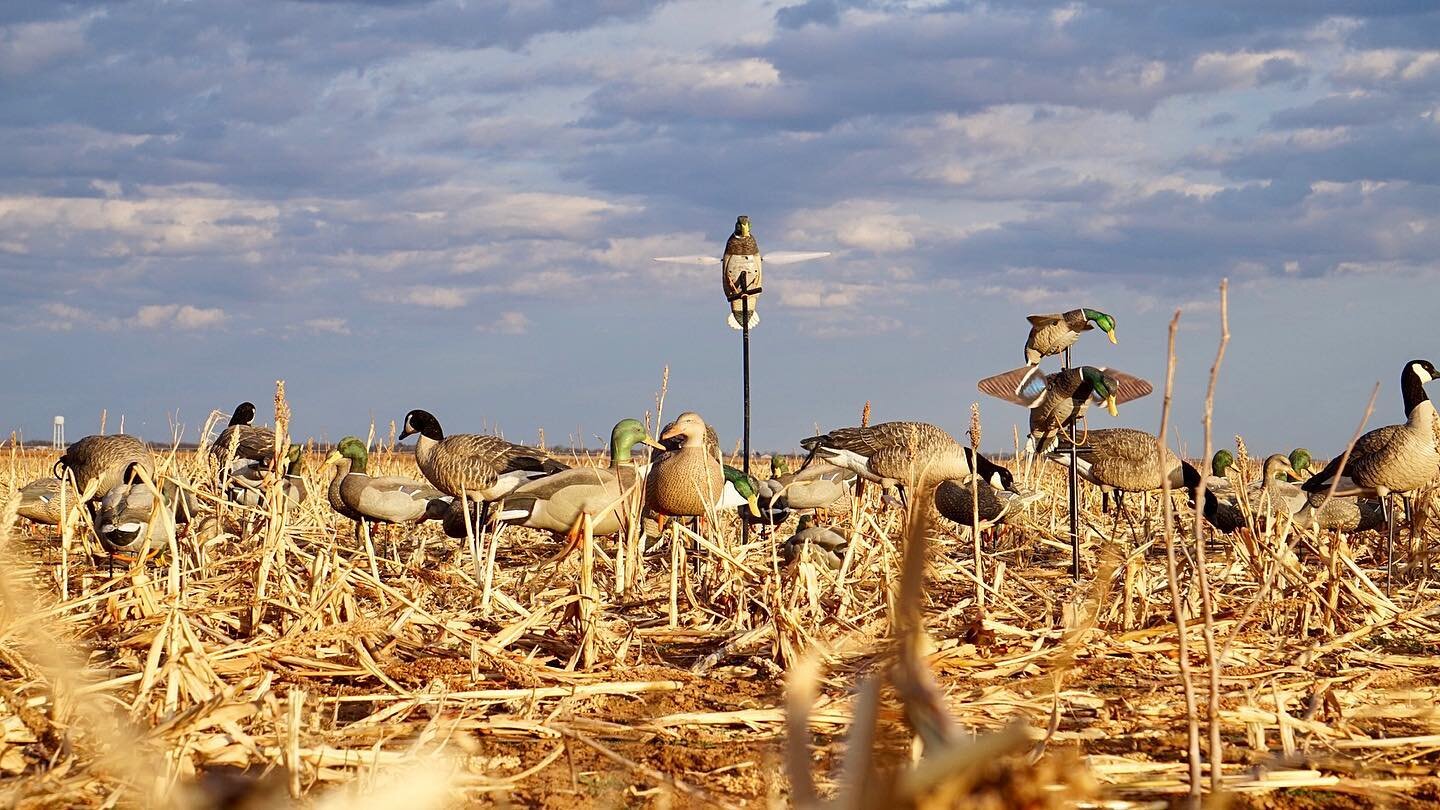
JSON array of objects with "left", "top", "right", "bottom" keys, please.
[
  {"left": 977, "top": 366, "right": 1047, "bottom": 408},
  {"left": 653, "top": 255, "right": 723, "bottom": 265},
  {"left": 760, "top": 251, "right": 831, "bottom": 265}
]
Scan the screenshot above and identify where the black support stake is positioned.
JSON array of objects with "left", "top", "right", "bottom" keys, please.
[
  {"left": 741, "top": 295, "right": 752, "bottom": 546},
  {"left": 1066, "top": 346, "right": 1080, "bottom": 581}
]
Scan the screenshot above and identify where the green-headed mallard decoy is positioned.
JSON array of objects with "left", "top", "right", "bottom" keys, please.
[
  {"left": 779, "top": 516, "right": 848, "bottom": 570},
  {"left": 1288, "top": 448, "right": 1314, "bottom": 481},
  {"left": 1197, "top": 453, "right": 1307, "bottom": 534},
  {"left": 1023, "top": 309, "right": 1117, "bottom": 366},
  {"left": 653, "top": 215, "right": 830, "bottom": 330},
  {"left": 1046, "top": 427, "right": 1200, "bottom": 513},
  {"left": 55, "top": 434, "right": 154, "bottom": 502},
  {"left": 799, "top": 421, "right": 1009, "bottom": 506},
  {"left": 325, "top": 437, "right": 451, "bottom": 529},
  {"left": 494, "top": 419, "right": 665, "bottom": 541},
  {"left": 934, "top": 474, "right": 1042, "bottom": 532},
  {"left": 977, "top": 364, "right": 1151, "bottom": 454},
  {"left": 645, "top": 412, "right": 728, "bottom": 519},
  {"left": 399, "top": 409, "right": 567, "bottom": 506}
]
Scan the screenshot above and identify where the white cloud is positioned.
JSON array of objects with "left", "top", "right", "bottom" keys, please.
[
  {"left": 133, "top": 304, "right": 228, "bottom": 330},
  {"left": 402, "top": 287, "right": 469, "bottom": 309},
  {"left": 304, "top": 317, "right": 350, "bottom": 335},
  {"left": 479, "top": 311, "right": 530, "bottom": 335}
]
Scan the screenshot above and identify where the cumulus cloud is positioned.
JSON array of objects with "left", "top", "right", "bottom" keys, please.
[
  {"left": 133, "top": 304, "right": 228, "bottom": 329},
  {"left": 479, "top": 311, "right": 530, "bottom": 335},
  {"left": 303, "top": 317, "right": 350, "bottom": 335}
]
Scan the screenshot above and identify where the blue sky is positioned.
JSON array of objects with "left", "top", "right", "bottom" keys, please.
[{"left": 1, "top": 0, "right": 1437, "bottom": 456}]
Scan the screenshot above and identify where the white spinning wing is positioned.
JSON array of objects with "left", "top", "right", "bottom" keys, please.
[
  {"left": 653, "top": 255, "right": 723, "bottom": 265},
  {"left": 760, "top": 251, "right": 831, "bottom": 265}
]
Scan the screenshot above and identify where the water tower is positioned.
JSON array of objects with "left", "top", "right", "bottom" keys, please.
[{"left": 52, "top": 416, "right": 65, "bottom": 450}]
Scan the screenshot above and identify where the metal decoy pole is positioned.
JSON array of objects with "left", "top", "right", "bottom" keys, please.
[
  {"left": 1066, "top": 346, "right": 1080, "bottom": 581},
  {"left": 741, "top": 294, "right": 752, "bottom": 546}
]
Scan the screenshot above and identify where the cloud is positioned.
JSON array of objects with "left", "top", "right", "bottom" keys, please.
[
  {"left": 303, "top": 317, "right": 350, "bottom": 335},
  {"left": 400, "top": 287, "right": 469, "bottom": 309},
  {"left": 133, "top": 303, "right": 228, "bottom": 329},
  {"left": 479, "top": 311, "right": 530, "bottom": 335}
]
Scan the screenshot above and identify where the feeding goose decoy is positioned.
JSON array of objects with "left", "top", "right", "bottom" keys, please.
[
  {"left": 1302, "top": 360, "right": 1440, "bottom": 576},
  {"left": 977, "top": 365, "right": 1151, "bottom": 454},
  {"left": 324, "top": 437, "right": 451, "bottom": 532},
  {"left": 1023, "top": 309, "right": 1117, "bottom": 366},
  {"left": 799, "top": 421, "right": 1008, "bottom": 505},
  {"left": 494, "top": 419, "right": 664, "bottom": 541},
  {"left": 209, "top": 401, "right": 280, "bottom": 482},
  {"left": 55, "top": 434, "right": 155, "bottom": 502},
  {"left": 779, "top": 517, "right": 848, "bottom": 570},
  {"left": 653, "top": 215, "right": 830, "bottom": 330},
  {"left": 1046, "top": 428, "right": 1200, "bottom": 513},
  {"left": 934, "top": 472, "right": 1040, "bottom": 532},
  {"left": 15, "top": 477, "right": 69, "bottom": 528},
  {"left": 94, "top": 463, "right": 196, "bottom": 570},
  {"left": 398, "top": 409, "right": 568, "bottom": 505}
]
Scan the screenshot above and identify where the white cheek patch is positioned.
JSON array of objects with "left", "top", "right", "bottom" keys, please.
[
  {"left": 989, "top": 472, "right": 1003, "bottom": 488},
  {"left": 118, "top": 522, "right": 143, "bottom": 533},
  {"left": 1413, "top": 362, "right": 1434, "bottom": 383}
]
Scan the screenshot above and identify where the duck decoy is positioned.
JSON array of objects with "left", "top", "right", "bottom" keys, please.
[
  {"left": 977, "top": 364, "right": 1150, "bottom": 453},
  {"left": 1023, "top": 309, "right": 1117, "bottom": 366},
  {"left": 325, "top": 437, "right": 451, "bottom": 530}
]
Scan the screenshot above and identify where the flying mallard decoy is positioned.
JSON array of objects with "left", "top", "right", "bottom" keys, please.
[
  {"left": 15, "top": 477, "right": 68, "bottom": 527},
  {"left": 645, "top": 412, "right": 728, "bottom": 518},
  {"left": 1023, "top": 309, "right": 1117, "bottom": 365},
  {"left": 398, "top": 410, "right": 568, "bottom": 504},
  {"left": 210, "top": 402, "right": 280, "bottom": 482},
  {"left": 934, "top": 473, "right": 1040, "bottom": 532},
  {"left": 325, "top": 437, "right": 451, "bottom": 530},
  {"left": 799, "top": 421, "right": 1008, "bottom": 504},
  {"left": 653, "top": 215, "right": 830, "bottom": 330},
  {"left": 494, "top": 419, "right": 664, "bottom": 540},
  {"left": 55, "top": 434, "right": 154, "bottom": 502},
  {"left": 1046, "top": 428, "right": 1200, "bottom": 513},
  {"left": 779, "top": 517, "right": 848, "bottom": 570},
  {"left": 977, "top": 364, "right": 1151, "bottom": 454}
]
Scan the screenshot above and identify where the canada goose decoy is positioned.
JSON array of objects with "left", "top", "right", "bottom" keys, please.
[
  {"left": 934, "top": 473, "right": 1038, "bottom": 532},
  {"left": 398, "top": 409, "right": 567, "bottom": 503},
  {"left": 1046, "top": 428, "right": 1199, "bottom": 513},
  {"left": 779, "top": 517, "right": 848, "bottom": 570},
  {"left": 15, "top": 477, "right": 67, "bottom": 527},
  {"left": 210, "top": 402, "right": 279, "bottom": 481},
  {"left": 1302, "top": 360, "right": 1440, "bottom": 579},
  {"left": 977, "top": 365, "right": 1151, "bottom": 454},
  {"left": 753, "top": 455, "right": 857, "bottom": 526},
  {"left": 95, "top": 463, "right": 194, "bottom": 571},
  {"left": 494, "top": 419, "right": 665, "bottom": 541},
  {"left": 325, "top": 437, "right": 451, "bottom": 529},
  {"left": 799, "top": 421, "right": 1008, "bottom": 505},
  {"left": 653, "top": 215, "right": 830, "bottom": 330},
  {"left": 55, "top": 434, "right": 154, "bottom": 502},
  {"left": 644, "top": 412, "right": 728, "bottom": 519},
  {"left": 1023, "top": 309, "right": 1117, "bottom": 366},
  {"left": 225, "top": 445, "right": 308, "bottom": 508}
]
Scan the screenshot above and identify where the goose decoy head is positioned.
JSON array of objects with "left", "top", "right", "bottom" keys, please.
[
  {"left": 1408, "top": 359, "right": 1439, "bottom": 384},
  {"left": 1082, "top": 366, "right": 1120, "bottom": 416},
  {"left": 1211, "top": 449, "right": 1234, "bottom": 478},
  {"left": 229, "top": 401, "right": 256, "bottom": 427},
  {"left": 1288, "top": 448, "right": 1311, "bottom": 480},
  {"left": 398, "top": 409, "right": 443, "bottom": 441},
  {"left": 1082, "top": 309, "right": 1117, "bottom": 344},
  {"left": 121, "top": 461, "right": 148, "bottom": 485},
  {"left": 734, "top": 215, "right": 750, "bottom": 237},
  {"left": 987, "top": 466, "right": 1016, "bottom": 493},
  {"left": 611, "top": 419, "right": 665, "bottom": 458}
]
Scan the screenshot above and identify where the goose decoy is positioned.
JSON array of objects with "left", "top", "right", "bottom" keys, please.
[
  {"left": 398, "top": 409, "right": 567, "bottom": 503},
  {"left": 644, "top": 412, "right": 728, "bottom": 519},
  {"left": 1023, "top": 309, "right": 1117, "bottom": 366},
  {"left": 799, "top": 421, "right": 1008, "bottom": 505},
  {"left": 225, "top": 445, "right": 308, "bottom": 508},
  {"left": 934, "top": 473, "right": 1038, "bottom": 532},
  {"left": 210, "top": 402, "right": 279, "bottom": 481},
  {"left": 95, "top": 464, "right": 194, "bottom": 570},
  {"left": 15, "top": 477, "right": 67, "bottom": 528},
  {"left": 753, "top": 455, "right": 857, "bottom": 526},
  {"left": 977, "top": 365, "right": 1150, "bottom": 454},
  {"left": 494, "top": 419, "right": 664, "bottom": 540},
  {"left": 55, "top": 434, "right": 154, "bottom": 502},
  {"left": 653, "top": 215, "right": 830, "bottom": 330},
  {"left": 779, "top": 517, "right": 848, "bottom": 570},
  {"left": 325, "top": 437, "right": 451, "bottom": 530},
  {"left": 1302, "top": 360, "right": 1440, "bottom": 577},
  {"left": 1046, "top": 428, "right": 1199, "bottom": 513}
]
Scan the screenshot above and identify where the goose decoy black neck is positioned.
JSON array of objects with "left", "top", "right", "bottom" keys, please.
[
  {"left": 1401, "top": 359, "right": 1438, "bottom": 416},
  {"left": 399, "top": 409, "right": 444, "bottom": 441},
  {"left": 229, "top": 401, "right": 256, "bottom": 427}
]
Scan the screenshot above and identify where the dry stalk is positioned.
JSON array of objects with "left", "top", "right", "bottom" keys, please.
[{"left": 1193, "top": 279, "right": 1229, "bottom": 793}]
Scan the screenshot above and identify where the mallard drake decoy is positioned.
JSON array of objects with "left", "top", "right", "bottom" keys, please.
[
  {"left": 1197, "top": 453, "right": 1306, "bottom": 533},
  {"left": 1046, "top": 428, "right": 1199, "bottom": 512},
  {"left": 1023, "top": 309, "right": 1117, "bottom": 366},
  {"left": 645, "top": 412, "right": 728, "bottom": 518},
  {"left": 721, "top": 464, "right": 763, "bottom": 518},
  {"left": 934, "top": 474, "right": 1039, "bottom": 532},
  {"left": 398, "top": 409, "right": 567, "bottom": 503},
  {"left": 653, "top": 215, "right": 830, "bottom": 330},
  {"left": 1303, "top": 361, "right": 1440, "bottom": 500},
  {"left": 977, "top": 365, "right": 1150, "bottom": 454},
  {"left": 325, "top": 437, "right": 451, "bottom": 528},
  {"left": 1288, "top": 448, "right": 1314, "bottom": 481},
  {"left": 494, "top": 419, "right": 664, "bottom": 540},
  {"left": 55, "top": 434, "right": 154, "bottom": 501},
  {"left": 15, "top": 477, "right": 67, "bottom": 527},
  {"left": 779, "top": 517, "right": 847, "bottom": 570},
  {"left": 1204, "top": 450, "right": 1239, "bottom": 497},
  {"left": 210, "top": 402, "right": 279, "bottom": 480},
  {"left": 799, "top": 421, "right": 1008, "bottom": 504}
]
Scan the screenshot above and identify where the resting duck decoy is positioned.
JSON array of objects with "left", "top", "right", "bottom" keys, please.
[
  {"left": 1197, "top": 454, "right": 1307, "bottom": 533},
  {"left": 399, "top": 409, "right": 567, "bottom": 504},
  {"left": 325, "top": 437, "right": 451, "bottom": 531},
  {"left": 210, "top": 402, "right": 279, "bottom": 482},
  {"left": 1294, "top": 487, "right": 1387, "bottom": 533},
  {"left": 1023, "top": 309, "right": 1117, "bottom": 366},
  {"left": 799, "top": 421, "right": 1008, "bottom": 505},
  {"left": 934, "top": 472, "right": 1038, "bottom": 532},
  {"left": 645, "top": 412, "right": 728, "bottom": 519},
  {"left": 494, "top": 418, "right": 664, "bottom": 541},
  {"left": 1288, "top": 448, "right": 1315, "bottom": 481},
  {"left": 1046, "top": 428, "right": 1200, "bottom": 513},
  {"left": 15, "top": 477, "right": 68, "bottom": 528},
  {"left": 779, "top": 517, "right": 848, "bottom": 570},
  {"left": 55, "top": 434, "right": 155, "bottom": 502},
  {"left": 1302, "top": 360, "right": 1440, "bottom": 575},
  {"left": 977, "top": 364, "right": 1150, "bottom": 454}
]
